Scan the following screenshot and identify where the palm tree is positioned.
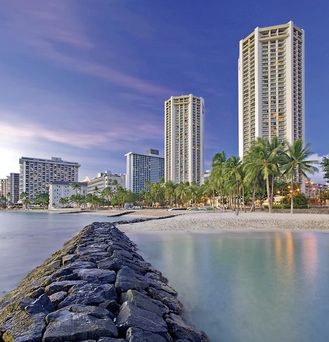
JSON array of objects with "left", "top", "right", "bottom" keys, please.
[
  {"left": 281, "top": 139, "right": 318, "bottom": 213},
  {"left": 71, "top": 182, "right": 81, "bottom": 194},
  {"left": 322, "top": 157, "right": 329, "bottom": 184},
  {"left": 246, "top": 138, "right": 284, "bottom": 213},
  {"left": 20, "top": 192, "right": 29, "bottom": 209}
]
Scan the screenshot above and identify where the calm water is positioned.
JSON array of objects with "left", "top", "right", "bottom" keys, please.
[
  {"left": 0, "top": 211, "right": 123, "bottom": 294},
  {"left": 1, "top": 213, "right": 329, "bottom": 341},
  {"left": 128, "top": 231, "right": 329, "bottom": 342}
]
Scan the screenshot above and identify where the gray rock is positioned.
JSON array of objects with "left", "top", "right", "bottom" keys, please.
[
  {"left": 99, "top": 300, "right": 121, "bottom": 315},
  {"left": 28, "top": 287, "right": 44, "bottom": 299},
  {"left": 45, "top": 280, "right": 87, "bottom": 295},
  {"left": 43, "top": 305, "right": 118, "bottom": 341},
  {"left": 25, "top": 293, "right": 54, "bottom": 315},
  {"left": 97, "top": 257, "right": 122, "bottom": 271},
  {"left": 49, "top": 291, "right": 67, "bottom": 307},
  {"left": 74, "top": 268, "right": 116, "bottom": 284},
  {"left": 58, "top": 283, "right": 116, "bottom": 308},
  {"left": 98, "top": 338, "right": 126, "bottom": 342},
  {"left": 147, "top": 288, "right": 183, "bottom": 314},
  {"left": 122, "top": 290, "right": 169, "bottom": 317},
  {"left": 62, "top": 254, "right": 77, "bottom": 265},
  {"left": 1, "top": 311, "right": 46, "bottom": 342},
  {"left": 166, "top": 314, "right": 209, "bottom": 342},
  {"left": 115, "top": 267, "right": 148, "bottom": 294},
  {"left": 126, "top": 327, "right": 170, "bottom": 342},
  {"left": 146, "top": 278, "right": 177, "bottom": 296},
  {"left": 116, "top": 301, "right": 168, "bottom": 335}
]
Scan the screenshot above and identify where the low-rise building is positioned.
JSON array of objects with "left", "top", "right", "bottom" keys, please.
[
  {"left": 87, "top": 172, "right": 125, "bottom": 194},
  {"left": 49, "top": 182, "right": 87, "bottom": 209}
]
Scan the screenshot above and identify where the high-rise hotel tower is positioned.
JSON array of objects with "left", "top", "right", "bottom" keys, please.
[
  {"left": 165, "top": 94, "right": 204, "bottom": 185},
  {"left": 238, "top": 21, "right": 304, "bottom": 157}
]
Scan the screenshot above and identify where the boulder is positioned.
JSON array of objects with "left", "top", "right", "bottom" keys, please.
[
  {"left": 45, "top": 280, "right": 87, "bottom": 295},
  {"left": 1, "top": 311, "right": 46, "bottom": 342},
  {"left": 49, "top": 291, "right": 67, "bottom": 307},
  {"left": 74, "top": 268, "right": 116, "bottom": 284},
  {"left": 116, "top": 301, "right": 167, "bottom": 335},
  {"left": 147, "top": 288, "right": 183, "bottom": 314},
  {"left": 58, "top": 283, "right": 116, "bottom": 308},
  {"left": 166, "top": 314, "right": 209, "bottom": 342},
  {"left": 43, "top": 305, "right": 118, "bottom": 341},
  {"left": 122, "top": 290, "right": 169, "bottom": 317},
  {"left": 115, "top": 267, "right": 148, "bottom": 294},
  {"left": 25, "top": 293, "right": 54, "bottom": 315},
  {"left": 126, "top": 327, "right": 170, "bottom": 342}
]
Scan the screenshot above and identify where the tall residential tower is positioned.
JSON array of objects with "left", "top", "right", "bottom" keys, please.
[
  {"left": 165, "top": 94, "right": 204, "bottom": 185},
  {"left": 238, "top": 21, "right": 304, "bottom": 157}
]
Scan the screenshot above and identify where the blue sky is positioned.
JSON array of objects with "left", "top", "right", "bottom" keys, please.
[{"left": 0, "top": 0, "right": 328, "bottom": 180}]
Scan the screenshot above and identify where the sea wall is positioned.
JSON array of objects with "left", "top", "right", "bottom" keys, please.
[{"left": 0, "top": 222, "right": 208, "bottom": 342}]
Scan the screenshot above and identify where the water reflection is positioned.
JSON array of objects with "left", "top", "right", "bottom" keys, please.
[{"left": 129, "top": 231, "right": 329, "bottom": 342}]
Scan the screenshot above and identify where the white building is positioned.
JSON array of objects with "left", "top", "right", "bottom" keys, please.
[
  {"left": 165, "top": 94, "right": 204, "bottom": 185},
  {"left": 125, "top": 149, "right": 164, "bottom": 193},
  {"left": 19, "top": 157, "right": 80, "bottom": 200},
  {"left": 49, "top": 182, "right": 87, "bottom": 209},
  {"left": 87, "top": 172, "right": 125, "bottom": 194},
  {"left": 238, "top": 21, "right": 304, "bottom": 158}
]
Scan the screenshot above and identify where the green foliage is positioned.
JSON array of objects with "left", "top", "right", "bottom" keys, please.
[
  {"left": 322, "top": 157, "right": 329, "bottom": 183},
  {"left": 33, "top": 193, "right": 49, "bottom": 208},
  {"left": 281, "top": 193, "right": 309, "bottom": 209}
]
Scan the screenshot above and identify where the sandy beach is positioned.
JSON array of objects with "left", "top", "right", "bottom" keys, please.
[{"left": 120, "top": 211, "right": 329, "bottom": 233}]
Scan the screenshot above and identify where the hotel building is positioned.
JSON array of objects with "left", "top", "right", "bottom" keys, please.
[
  {"left": 19, "top": 157, "right": 80, "bottom": 200},
  {"left": 238, "top": 21, "right": 304, "bottom": 157},
  {"left": 125, "top": 149, "right": 164, "bottom": 193},
  {"left": 0, "top": 178, "right": 9, "bottom": 199},
  {"left": 49, "top": 181, "right": 87, "bottom": 209},
  {"left": 165, "top": 94, "right": 204, "bottom": 185},
  {"left": 87, "top": 172, "right": 126, "bottom": 194}
]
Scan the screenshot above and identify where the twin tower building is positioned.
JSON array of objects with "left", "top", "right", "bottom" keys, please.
[{"left": 127, "top": 21, "right": 304, "bottom": 193}]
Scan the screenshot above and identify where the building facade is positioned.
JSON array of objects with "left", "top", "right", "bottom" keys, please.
[
  {"left": 125, "top": 149, "right": 164, "bottom": 193},
  {"left": 0, "top": 178, "right": 9, "bottom": 199},
  {"left": 238, "top": 21, "right": 304, "bottom": 157},
  {"left": 49, "top": 182, "right": 87, "bottom": 209},
  {"left": 8, "top": 173, "right": 20, "bottom": 204},
  {"left": 87, "top": 172, "right": 125, "bottom": 194},
  {"left": 165, "top": 94, "right": 204, "bottom": 185},
  {"left": 19, "top": 157, "right": 80, "bottom": 200}
]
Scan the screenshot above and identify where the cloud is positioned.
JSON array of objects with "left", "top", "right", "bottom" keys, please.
[
  {"left": 0, "top": 1, "right": 174, "bottom": 97},
  {"left": 308, "top": 153, "right": 328, "bottom": 184}
]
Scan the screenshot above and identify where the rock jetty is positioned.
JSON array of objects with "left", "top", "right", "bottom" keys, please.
[{"left": 0, "top": 222, "right": 209, "bottom": 342}]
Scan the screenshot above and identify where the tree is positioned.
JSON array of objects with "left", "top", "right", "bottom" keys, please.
[
  {"left": 59, "top": 197, "right": 69, "bottom": 207},
  {"left": 34, "top": 192, "right": 49, "bottom": 209},
  {"left": 20, "top": 192, "right": 30, "bottom": 209},
  {"left": 246, "top": 137, "right": 284, "bottom": 213},
  {"left": 322, "top": 157, "right": 329, "bottom": 184},
  {"left": 281, "top": 139, "right": 318, "bottom": 213}
]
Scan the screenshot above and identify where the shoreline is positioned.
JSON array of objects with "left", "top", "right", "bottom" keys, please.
[{"left": 120, "top": 211, "right": 329, "bottom": 233}]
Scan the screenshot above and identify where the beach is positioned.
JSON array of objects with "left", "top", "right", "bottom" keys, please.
[{"left": 121, "top": 211, "right": 329, "bottom": 232}]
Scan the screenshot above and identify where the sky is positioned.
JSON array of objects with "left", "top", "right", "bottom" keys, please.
[{"left": 0, "top": 0, "right": 328, "bottom": 181}]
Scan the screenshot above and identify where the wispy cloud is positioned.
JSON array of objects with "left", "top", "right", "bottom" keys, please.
[{"left": 0, "top": 1, "right": 174, "bottom": 96}]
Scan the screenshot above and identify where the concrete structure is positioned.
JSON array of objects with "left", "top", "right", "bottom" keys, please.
[
  {"left": 125, "top": 149, "right": 164, "bottom": 193},
  {"left": 165, "top": 94, "right": 204, "bottom": 185},
  {"left": 0, "top": 178, "right": 9, "bottom": 199},
  {"left": 19, "top": 157, "right": 80, "bottom": 201},
  {"left": 87, "top": 172, "right": 125, "bottom": 194},
  {"left": 238, "top": 21, "right": 304, "bottom": 157},
  {"left": 305, "top": 180, "right": 328, "bottom": 199},
  {"left": 8, "top": 173, "right": 20, "bottom": 204},
  {"left": 49, "top": 182, "right": 87, "bottom": 209}
]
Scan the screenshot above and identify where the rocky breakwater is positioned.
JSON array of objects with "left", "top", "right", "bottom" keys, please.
[{"left": 0, "top": 222, "right": 209, "bottom": 342}]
